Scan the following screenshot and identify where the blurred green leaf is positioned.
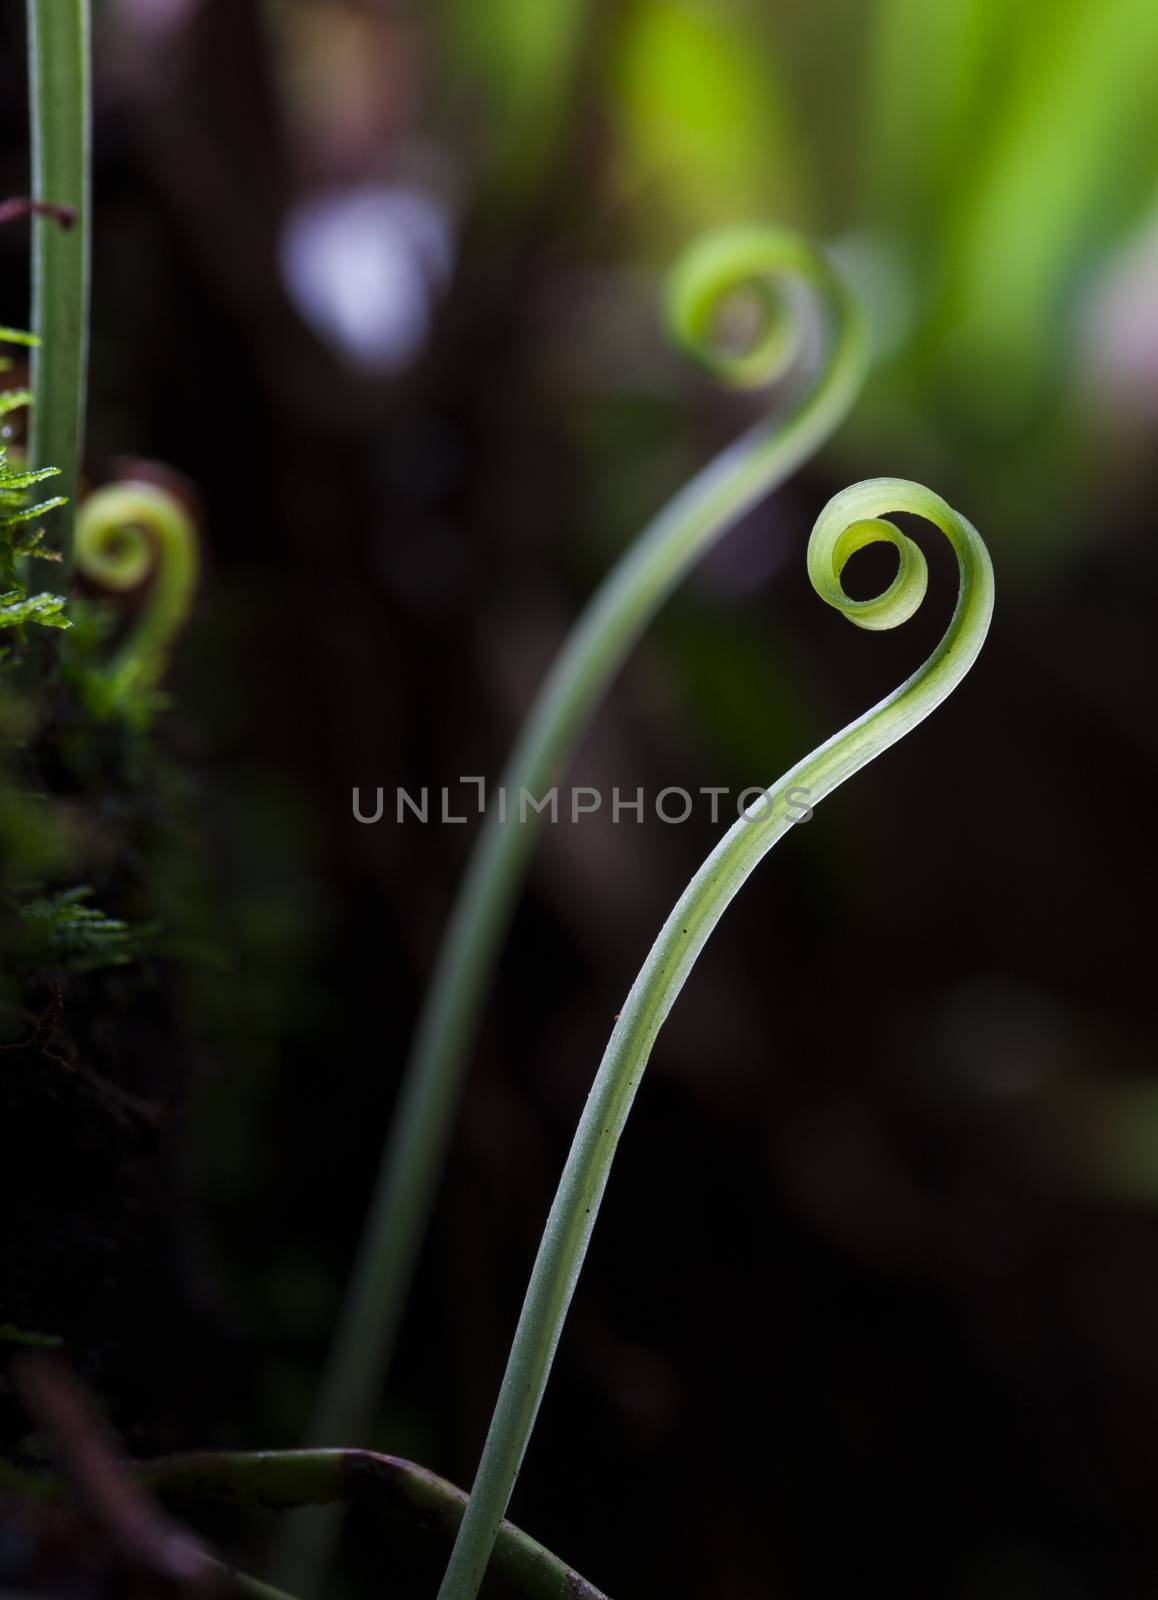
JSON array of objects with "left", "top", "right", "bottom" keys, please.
[
  {"left": 437, "top": 0, "right": 588, "bottom": 198},
  {"left": 608, "top": 0, "right": 804, "bottom": 233},
  {"left": 936, "top": 0, "right": 1158, "bottom": 420}
]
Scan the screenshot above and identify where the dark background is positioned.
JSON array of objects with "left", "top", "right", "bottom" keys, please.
[{"left": 3, "top": 1, "right": 1158, "bottom": 1596}]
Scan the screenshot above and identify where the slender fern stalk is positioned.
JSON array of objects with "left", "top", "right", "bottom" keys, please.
[
  {"left": 273, "top": 227, "right": 866, "bottom": 1593},
  {"left": 437, "top": 478, "right": 995, "bottom": 1600},
  {"left": 26, "top": 0, "right": 91, "bottom": 569}
]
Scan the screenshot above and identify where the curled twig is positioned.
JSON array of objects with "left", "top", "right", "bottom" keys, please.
[{"left": 4, "top": 1442, "right": 610, "bottom": 1600}]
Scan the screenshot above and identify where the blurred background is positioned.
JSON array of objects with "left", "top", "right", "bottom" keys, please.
[{"left": 2, "top": 0, "right": 1158, "bottom": 1595}]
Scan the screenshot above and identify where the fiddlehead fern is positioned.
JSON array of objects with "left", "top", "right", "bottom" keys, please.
[
  {"left": 73, "top": 480, "right": 199, "bottom": 723},
  {"left": 277, "top": 226, "right": 868, "bottom": 1593},
  {"left": 437, "top": 478, "right": 995, "bottom": 1600}
]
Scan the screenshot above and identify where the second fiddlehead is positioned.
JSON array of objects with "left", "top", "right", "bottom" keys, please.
[
  {"left": 437, "top": 477, "right": 995, "bottom": 1600},
  {"left": 276, "top": 225, "right": 868, "bottom": 1594},
  {"left": 73, "top": 480, "right": 199, "bottom": 723},
  {"left": 278, "top": 225, "right": 870, "bottom": 1587}
]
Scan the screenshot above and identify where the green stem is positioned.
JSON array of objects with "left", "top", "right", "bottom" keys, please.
[
  {"left": 26, "top": 0, "right": 91, "bottom": 571},
  {"left": 277, "top": 225, "right": 866, "bottom": 1594},
  {"left": 437, "top": 478, "right": 995, "bottom": 1600},
  {"left": 217, "top": 1569, "right": 300, "bottom": 1600}
]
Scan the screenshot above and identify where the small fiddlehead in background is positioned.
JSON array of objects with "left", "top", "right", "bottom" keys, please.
[
  {"left": 275, "top": 224, "right": 868, "bottom": 1597},
  {"left": 436, "top": 478, "right": 995, "bottom": 1600},
  {"left": 73, "top": 480, "right": 199, "bottom": 724}
]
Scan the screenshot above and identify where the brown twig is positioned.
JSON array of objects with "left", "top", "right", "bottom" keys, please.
[
  {"left": 0, "top": 196, "right": 75, "bottom": 230},
  {"left": 14, "top": 1354, "right": 218, "bottom": 1592}
]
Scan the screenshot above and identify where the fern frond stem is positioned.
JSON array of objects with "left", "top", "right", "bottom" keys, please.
[
  {"left": 217, "top": 1569, "right": 300, "bottom": 1600},
  {"left": 274, "top": 229, "right": 867, "bottom": 1596},
  {"left": 26, "top": 0, "right": 91, "bottom": 570},
  {"left": 437, "top": 479, "right": 994, "bottom": 1600}
]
